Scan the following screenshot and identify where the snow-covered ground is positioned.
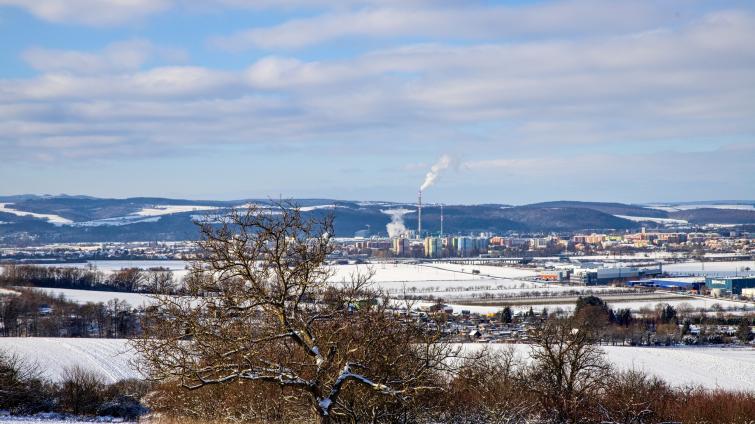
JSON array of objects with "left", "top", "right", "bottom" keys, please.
[
  {"left": 329, "top": 263, "right": 537, "bottom": 284},
  {"left": 400, "top": 284, "right": 628, "bottom": 299},
  {"left": 134, "top": 204, "right": 218, "bottom": 217},
  {"left": 418, "top": 295, "right": 752, "bottom": 316},
  {"left": 0, "top": 338, "right": 140, "bottom": 383},
  {"left": 0, "top": 203, "right": 72, "bottom": 226},
  {"left": 614, "top": 215, "right": 688, "bottom": 225},
  {"left": 481, "top": 344, "right": 755, "bottom": 392},
  {"left": 31, "top": 260, "right": 191, "bottom": 281},
  {"left": 2, "top": 338, "right": 751, "bottom": 392},
  {"left": 647, "top": 203, "right": 755, "bottom": 212},
  {"left": 32, "top": 288, "right": 154, "bottom": 307}
]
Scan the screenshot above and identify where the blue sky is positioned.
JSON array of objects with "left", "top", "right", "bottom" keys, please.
[{"left": 1, "top": 0, "right": 754, "bottom": 204}]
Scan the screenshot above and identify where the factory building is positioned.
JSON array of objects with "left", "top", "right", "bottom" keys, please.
[
  {"left": 570, "top": 265, "right": 663, "bottom": 286},
  {"left": 705, "top": 276, "right": 755, "bottom": 296}
]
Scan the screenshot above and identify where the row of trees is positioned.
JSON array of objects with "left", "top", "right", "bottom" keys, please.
[
  {"left": 0, "top": 289, "right": 140, "bottom": 338},
  {"left": 572, "top": 295, "right": 754, "bottom": 346},
  {"left": 0, "top": 264, "right": 178, "bottom": 294}
]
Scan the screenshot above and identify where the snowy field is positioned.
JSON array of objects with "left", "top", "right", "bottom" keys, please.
[
  {"left": 0, "top": 338, "right": 140, "bottom": 383},
  {"left": 614, "top": 215, "right": 688, "bottom": 225},
  {"left": 479, "top": 344, "right": 755, "bottom": 392},
  {"left": 33, "top": 288, "right": 154, "bottom": 307},
  {"left": 648, "top": 203, "right": 755, "bottom": 212},
  {"left": 420, "top": 295, "right": 753, "bottom": 316},
  {"left": 1, "top": 338, "right": 751, "bottom": 392},
  {"left": 402, "top": 284, "right": 629, "bottom": 299},
  {"left": 5, "top": 261, "right": 753, "bottom": 314},
  {"left": 133, "top": 204, "right": 218, "bottom": 217},
  {"left": 26, "top": 260, "right": 191, "bottom": 281}
]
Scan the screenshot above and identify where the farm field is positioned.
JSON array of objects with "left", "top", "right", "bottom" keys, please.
[
  {"left": 0, "top": 338, "right": 140, "bottom": 383},
  {"left": 429, "top": 295, "right": 754, "bottom": 316},
  {"left": 4, "top": 261, "right": 754, "bottom": 315},
  {"left": 31, "top": 287, "right": 154, "bottom": 306},
  {"left": 481, "top": 344, "right": 755, "bottom": 392},
  {"left": 1, "top": 338, "right": 752, "bottom": 392}
]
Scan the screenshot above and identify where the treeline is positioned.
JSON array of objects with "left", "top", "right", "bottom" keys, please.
[
  {"left": 569, "top": 295, "right": 754, "bottom": 347},
  {"left": 0, "top": 264, "right": 180, "bottom": 294},
  {"left": 0, "top": 351, "right": 148, "bottom": 419},
  {"left": 0, "top": 289, "right": 140, "bottom": 338},
  {"left": 146, "top": 317, "right": 755, "bottom": 423}
]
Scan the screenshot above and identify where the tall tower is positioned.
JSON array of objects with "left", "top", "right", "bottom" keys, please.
[
  {"left": 440, "top": 203, "right": 444, "bottom": 238},
  {"left": 417, "top": 190, "right": 422, "bottom": 238}
]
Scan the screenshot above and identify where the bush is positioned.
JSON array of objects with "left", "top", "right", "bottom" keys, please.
[
  {"left": 0, "top": 349, "right": 56, "bottom": 414},
  {"left": 57, "top": 366, "right": 105, "bottom": 415}
]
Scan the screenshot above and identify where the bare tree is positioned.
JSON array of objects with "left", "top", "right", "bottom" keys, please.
[
  {"left": 134, "top": 203, "right": 457, "bottom": 423},
  {"left": 443, "top": 347, "right": 534, "bottom": 424},
  {"left": 525, "top": 317, "right": 610, "bottom": 423},
  {"left": 110, "top": 268, "right": 145, "bottom": 292},
  {"left": 58, "top": 365, "right": 105, "bottom": 415},
  {"left": 144, "top": 268, "right": 176, "bottom": 294}
]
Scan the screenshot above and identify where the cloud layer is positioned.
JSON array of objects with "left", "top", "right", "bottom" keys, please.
[{"left": 1, "top": 0, "right": 754, "bottom": 201}]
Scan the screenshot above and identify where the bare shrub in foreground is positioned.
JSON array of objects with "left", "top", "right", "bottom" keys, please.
[
  {"left": 58, "top": 365, "right": 105, "bottom": 415},
  {"left": 525, "top": 317, "right": 611, "bottom": 423}
]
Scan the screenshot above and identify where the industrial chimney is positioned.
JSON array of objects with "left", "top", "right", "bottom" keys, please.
[{"left": 417, "top": 190, "right": 422, "bottom": 238}]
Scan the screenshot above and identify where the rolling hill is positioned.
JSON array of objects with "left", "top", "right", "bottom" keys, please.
[{"left": 0, "top": 196, "right": 752, "bottom": 243}]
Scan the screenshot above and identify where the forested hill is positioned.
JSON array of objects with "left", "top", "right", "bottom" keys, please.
[{"left": 0, "top": 196, "right": 753, "bottom": 243}]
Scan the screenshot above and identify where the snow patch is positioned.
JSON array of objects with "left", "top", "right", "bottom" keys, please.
[
  {"left": 0, "top": 203, "right": 73, "bottom": 226},
  {"left": 133, "top": 204, "right": 218, "bottom": 217},
  {"left": 614, "top": 215, "right": 688, "bottom": 225}
]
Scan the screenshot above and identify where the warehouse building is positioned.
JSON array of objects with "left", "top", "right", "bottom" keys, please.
[
  {"left": 570, "top": 264, "right": 662, "bottom": 286},
  {"left": 705, "top": 276, "right": 755, "bottom": 295},
  {"left": 627, "top": 277, "right": 705, "bottom": 291}
]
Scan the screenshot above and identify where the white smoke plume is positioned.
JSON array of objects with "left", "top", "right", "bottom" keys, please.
[
  {"left": 381, "top": 208, "right": 412, "bottom": 238},
  {"left": 420, "top": 154, "right": 452, "bottom": 191}
]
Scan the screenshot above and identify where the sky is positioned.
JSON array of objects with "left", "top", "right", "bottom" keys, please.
[{"left": 1, "top": 0, "right": 754, "bottom": 205}]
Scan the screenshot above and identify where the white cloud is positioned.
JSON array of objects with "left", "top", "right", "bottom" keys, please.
[
  {"left": 2, "top": 9, "right": 754, "bottom": 169},
  {"left": 212, "top": 0, "right": 676, "bottom": 50},
  {"left": 22, "top": 40, "right": 188, "bottom": 75},
  {"left": 0, "top": 0, "right": 172, "bottom": 26}
]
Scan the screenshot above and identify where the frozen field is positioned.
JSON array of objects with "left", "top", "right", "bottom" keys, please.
[
  {"left": 33, "top": 287, "right": 154, "bottom": 307},
  {"left": 26, "top": 260, "right": 191, "bottom": 281},
  {"left": 484, "top": 344, "right": 755, "bottom": 392},
  {"left": 1, "top": 338, "right": 751, "bottom": 392},
  {"left": 0, "top": 338, "right": 140, "bottom": 383},
  {"left": 402, "top": 284, "right": 629, "bottom": 299},
  {"left": 422, "top": 295, "right": 753, "bottom": 315}
]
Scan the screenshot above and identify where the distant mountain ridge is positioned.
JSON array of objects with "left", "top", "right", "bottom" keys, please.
[{"left": 1, "top": 196, "right": 754, "bottom": 244}]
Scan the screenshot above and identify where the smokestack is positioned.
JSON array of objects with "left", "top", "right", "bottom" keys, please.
[
  {"left": 418, "top": 190, "right": 422, "bottom": 239},
  {"left": 440, "top": 203, "right": 444, "bottom": 238}
]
